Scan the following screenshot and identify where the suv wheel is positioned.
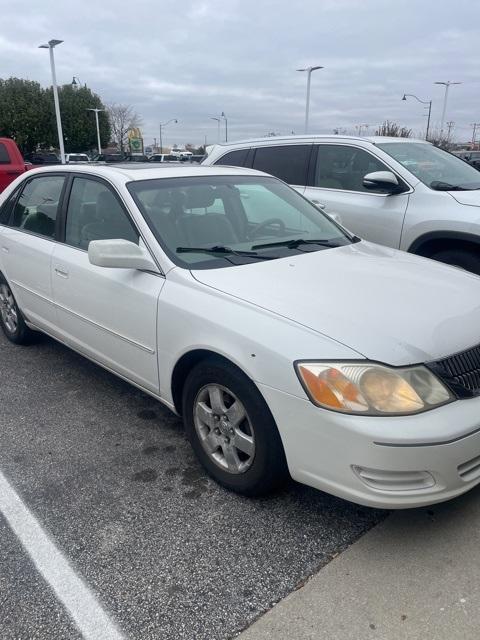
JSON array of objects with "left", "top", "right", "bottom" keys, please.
[
  {"left": 182, "top": 358, "right": 289, "bottom": 496},
  {"left": 430, "top": 248, "right": 480, "bottom": 275}
]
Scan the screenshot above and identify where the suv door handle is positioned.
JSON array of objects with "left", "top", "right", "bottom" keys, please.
[
  {"left": 54, "top": 267, "right": 69, "bottom": 279},
  {"left": 310, "top": 200, "right": 326, "bottom": 210},
  {"left": 2, "top": 246, "right": 9, "bottom": 253}
]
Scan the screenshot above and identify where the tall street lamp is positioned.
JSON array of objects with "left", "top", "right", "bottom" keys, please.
[
  {"left": 87, "top": 108, "right": 104, "bottom": 157},
  {"left": 159, "top": 118, "right": 177, "bottom": 153},
  {"left": 402, "top": 93, "right": 432, "bottom": 140},
  {"left": 434, "top": 81, "right": 461, "bottom": 137},
  {"left": 297, "top": 65, "right": 323, "bottom": 134},
  {"left": 210, "top": 117, "right": 221, "bottom": 143},
  {"left": 221, "top": 111, "right": 228, "bottom": 142},
  {"left": 39, "top": 39, "right": 66, "bottom": 164}
]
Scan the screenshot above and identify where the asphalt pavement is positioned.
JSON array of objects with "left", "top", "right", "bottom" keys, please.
[{"left": 0, "top": 331, "right": 384, "bottom": 640}]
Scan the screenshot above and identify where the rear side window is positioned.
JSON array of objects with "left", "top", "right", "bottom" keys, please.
[
  {"left": 11, "top": 175, "right": 65, "bottom": 239},
  {"left": 0, "top": 186, "right": 21, "bottom": 225},
  {"left": 214, "top": 149, "right": 249, "bottom": 167},
  {"left": 251, "top": 145, "right": 310, "bottom": 185},
  {"left": 0, "top": 143, "right": 11, "bottom": 164}
]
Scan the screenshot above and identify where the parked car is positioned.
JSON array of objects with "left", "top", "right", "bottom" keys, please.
[
  {"left": 1, "top": 164, "right": 480, "bottom": 509},
  {"left": 66, "top": 153, "right": 90, "bottom": 164},
  {"left": 93, "top": 153, "right": 125, "bottom": 163},
  {"left": 149, "top": 154, "right": 181, "bottom": 163},
  {"left": 24, "top": 152, "right": 59, "bottom": 166},
  {"left": 123, "top": 154, "right": 150, "bottom": 163},
  {"left": 0, "top": 138, "right": 28, "bottom": 193},
  {"left": 203, "top": 135, "right": 480, "bottom": 274},
  {"left": 455, "top": 150, "right": 480, "bottom": 171}
]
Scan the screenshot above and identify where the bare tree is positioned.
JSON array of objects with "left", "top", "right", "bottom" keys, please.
[
  {"left": 106, "top": 103, "right": 142, "bottom": 153},
  {"left": 375, "top": 121, "right": 412, "bottom": 138}
]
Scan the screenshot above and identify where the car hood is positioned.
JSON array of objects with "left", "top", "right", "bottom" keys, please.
[
  {"left": 448, "top": 190, "right": 480, "bottom": 207},
  {"left": 191, "top": 241, "right": 480, "bottom": 366}
]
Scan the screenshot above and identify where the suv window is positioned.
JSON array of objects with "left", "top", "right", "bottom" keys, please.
[
  {"left": 11, "top": 175, "right": 65, "bottom": 239},
  {"left": 0, "top": 143, "right": 11, "bottom": 164},
  {"left": 252, "top": 145, "right": 310, "bottom": 185},
  {"left": 65, "top": 177, "right": 138, "bottom": 250},
  {"left": 214, "top": 148, "right": 249, "bottom": 167},
  {"left": 314, "top": 145, "right": 389, "bottom": 192}
]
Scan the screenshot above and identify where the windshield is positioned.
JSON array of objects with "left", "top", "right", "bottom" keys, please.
[
  {"left": 127, "top": 175, "right": 353, "bottom": 269},
  {"left": 377, "top": 142, "right": 480, "bottom": 190}
]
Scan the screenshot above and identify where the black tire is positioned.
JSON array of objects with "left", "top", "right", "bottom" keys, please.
[
  {"left": 182, "top": 358, "right": 289, "bottom": 496},
  {"left": 429, "top": 248, "right": 480, "bottom": 275},
  {"left": 0, "top": 276, "right": 36, "bottom": 345}
]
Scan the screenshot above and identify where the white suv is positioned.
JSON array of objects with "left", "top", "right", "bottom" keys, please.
[{"left": 203, "top": 135, "right": 480, "bottom": 274}]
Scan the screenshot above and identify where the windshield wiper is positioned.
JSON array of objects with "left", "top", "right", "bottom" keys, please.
[
  {"left": 176, "top": 246, "right": 275, "bottom": 260},
  {"left": 251, "top": 238, "right": 348, "bottom": 250},
  {"left": 430, "top": 181, "right": 480, "bottom": 191}
]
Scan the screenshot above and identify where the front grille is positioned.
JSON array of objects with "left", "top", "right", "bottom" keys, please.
[{"left": 426, "top": 343, "right": 480, "bottom": 399}]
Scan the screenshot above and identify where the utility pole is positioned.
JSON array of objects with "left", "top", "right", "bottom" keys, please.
[
  {"left": 471, "top": 123, "right": 480, "bottom": 150},
  {"left": 446, "top": 121, "right": 455, "bottom": 139}
]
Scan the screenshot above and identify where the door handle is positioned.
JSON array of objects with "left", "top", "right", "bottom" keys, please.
[
  {"left": 54, "top": 267, "right": 69, "bottom": 279},
  {"left": 310, "top": 200, "right": 326, "bottom": 210},
  {"left": 1, "top": 246, "right": 9, "bottom": 253}
]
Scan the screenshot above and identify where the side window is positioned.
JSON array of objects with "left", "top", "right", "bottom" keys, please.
[
  {"left": 11, "top": 175, "right": 65, "bottom": 239},
  {"left": 65, "top": 177, "right": 139, "bottom": 250},
  {"left": 315, "top": 145, "right": 389, "bottom": 192},
  {"left": 252, "top": 145, "right": 310, "bottom": 185},
  {"left": 0, "top": 186, "right": 21, "bottom": 225},
  {"left": 214, "top": 148, "right": 249, "bottom": 167},
  {"left": 0, "top": 143, "right": 11, "bottom": 164}
]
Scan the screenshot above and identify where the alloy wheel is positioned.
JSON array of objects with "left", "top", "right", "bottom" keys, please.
[
  {"left": 193, "top": 384, "right": 255, "bottom": 474},
  {"left": 0, "top": 284, "right": 18, "bottom": 335}
]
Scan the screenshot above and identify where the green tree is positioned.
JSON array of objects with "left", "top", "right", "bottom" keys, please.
[
  {"left": 0, "top": 77, "right": 53, "bottom": 152},
  {"left": 47, "top": 84, "right": 111, "bottom": 153}
]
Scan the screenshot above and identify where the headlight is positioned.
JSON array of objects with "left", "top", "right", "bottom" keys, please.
[{"left": 295, "top": 361, "right": 453, "bottom": 415}]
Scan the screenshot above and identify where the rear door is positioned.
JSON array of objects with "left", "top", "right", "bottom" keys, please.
[
  {"left": 0, "top": 173, "right": 66, "bottom": 332},
  {"left": 304, "top": 144, "right": 409, "bottom": 247},
  {"left": 52, "top": 175, "right": 164, "bottom": 393}
]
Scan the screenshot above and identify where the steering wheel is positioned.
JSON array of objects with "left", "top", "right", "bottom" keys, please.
[{"left": 249, "top": 218, "right": 286, "bottom": 239}]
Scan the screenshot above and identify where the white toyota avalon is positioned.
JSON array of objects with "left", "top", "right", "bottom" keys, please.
[{"left": 1, "top": 164, "right": 479, "bottom": 508}]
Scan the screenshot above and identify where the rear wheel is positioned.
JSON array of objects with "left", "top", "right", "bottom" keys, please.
[
  {"left": 0, "top": 278, "right": 36, "bottom": 344},
  {"left": 429, "top": 248, "right": 480, "bottom": 275},
  {"left": 182, "top": 359, "right": 289, "bottom": 496}
]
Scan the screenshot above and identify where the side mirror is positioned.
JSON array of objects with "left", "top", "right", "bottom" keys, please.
[
  {"left": 88, "top": 239, "right": 158, "bottom": 271},
  {"left": 363, "top": 171, "right": 403, "bottom": 194}
]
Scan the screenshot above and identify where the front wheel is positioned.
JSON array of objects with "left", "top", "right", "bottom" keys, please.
[
  {"left": 0, "top": 278, "right": 36, "bottom": 344},
  {"left": 182, "top": 359, "right": 289, "bottom": 496},
  {"left": 429, "top": 248, "right": 480, "bottom": 275}
]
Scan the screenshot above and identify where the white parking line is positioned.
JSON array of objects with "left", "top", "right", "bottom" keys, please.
[{"left": 0, "top": 469, "right": 125, "bottom": 640}]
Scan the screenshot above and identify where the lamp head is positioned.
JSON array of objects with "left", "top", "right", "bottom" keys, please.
[{"left": 402, "top": 94, "right": 407, "bottom": 100}]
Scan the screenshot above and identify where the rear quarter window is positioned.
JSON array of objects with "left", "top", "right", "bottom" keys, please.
[
  {"left": 0, "top": 143, "right": 11, "bottom": 164},
  {"left": 214, "top": 149, "right": 249, "bottom": 167}
]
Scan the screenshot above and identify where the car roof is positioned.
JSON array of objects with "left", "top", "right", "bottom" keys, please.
[
  {"left": 208, "top": 134, "right": 430, "bottom": 148},
  {"left": 23, "top": 163, "right": 269, "bottom": 182}
]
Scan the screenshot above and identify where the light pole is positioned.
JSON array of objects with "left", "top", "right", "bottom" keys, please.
[
  {"left": 39, "top": 39, "right": 65, "bottom": 164},
  {"left": 297, "top": 65, "right": 323, "bottom": 134},
  {"left": 471, "top": 123, "right": 480, "bottom": 150},
  {"left": 402, "top": 93, "right": 432, "bottom": 140},
  {"left": 87, "top": 108, "right": 104, "bottom": 157},
  {"left": 434, "top": 81, "right": 461, "bottom": 137},
  {"left": 221, "top": 111, "right": 228, "bottom": 142},
  {"left": 210, "top": 117, "right": 221, "bottom": 143},
  {"left": 159, "top": 118, "right": 177, "bottom": 153}
]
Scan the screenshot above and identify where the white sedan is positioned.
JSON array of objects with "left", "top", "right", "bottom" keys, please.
[{"left": 0, "top": 164, "right": 479, "bottom": 508}]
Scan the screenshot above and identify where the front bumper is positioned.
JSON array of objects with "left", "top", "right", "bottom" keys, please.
[{"left": 258, "top": 383, "right": 480, "bottom": 508}]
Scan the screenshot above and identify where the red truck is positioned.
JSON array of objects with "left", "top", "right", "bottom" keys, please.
[{"left": 0, "top": 138, "right": 29, "bottom": 193}]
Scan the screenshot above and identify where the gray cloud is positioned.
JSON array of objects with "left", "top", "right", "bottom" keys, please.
[{"left": 0, "top": 0, "right": 478, "bottom": 146}]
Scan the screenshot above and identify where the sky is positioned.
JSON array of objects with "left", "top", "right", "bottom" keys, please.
[{"left": 0, "top": 0, "right": 478, "bottom": 148}]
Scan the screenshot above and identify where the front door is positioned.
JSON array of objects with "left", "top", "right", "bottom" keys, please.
[
  {"left": 304, "top": 144, "right": 409, "bottom": 248},
  {"left": 52, "top": 175, "right": 163, "bottom": 393}
]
